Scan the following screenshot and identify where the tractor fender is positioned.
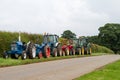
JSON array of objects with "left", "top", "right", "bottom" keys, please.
[{"left": 55, "top": 42, "right": 61, "bottom": 47}]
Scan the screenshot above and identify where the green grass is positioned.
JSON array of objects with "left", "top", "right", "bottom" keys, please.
[
  {"left": 91, "top": 44, "right": 114, "bottom": 54},
  {"left": 74, "top": 60, "right": 120, "bottom": 80},
  {"left": 0, "top": 53, "right": 108, "bottom": 67}
]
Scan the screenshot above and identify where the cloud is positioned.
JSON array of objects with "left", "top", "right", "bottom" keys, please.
[{"left": 0, "top": 0, "right": 119, "bottom": 36}]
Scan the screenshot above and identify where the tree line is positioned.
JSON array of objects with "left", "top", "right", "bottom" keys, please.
[
  {"left": 88, "top": 23, "right": 120, "bottom": 54},
  {"left": 61, "top": 23, "right": 120, "bottom": 54}
]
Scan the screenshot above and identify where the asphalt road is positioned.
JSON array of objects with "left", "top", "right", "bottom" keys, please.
[{"left": 0, "top": 55, "right": 120, "bottom": 80}]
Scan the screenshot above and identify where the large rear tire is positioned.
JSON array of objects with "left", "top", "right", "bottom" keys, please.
[
  {"left": 88, "top": 48, "right": 92, "bottom": 55},
  {"left": 81, "top": 47, "right": 84, "bottom": 55},
  {"left": 28, "top": 42, "right": 36, "bottom": 59},
  {"left": 77, "top": 48, "right": 81, "bottom": 55},
  {"left": 69, "top": 48, "right": 75, "bottom": 55},
  {"left": 44, "top": 46, "right": 50, "bottom": 58},
  {"left": 62, "top": 51, "right": 65, "bottom": 56},
  {"left": 53, "top": 48, "right": 57, "bottom": 57},
  {"left": 57, "top": 45, "right": 62, "bottom": 56},
  {"left": 84, "top": 48, "right": 88, "bottom": 55},
  {"left": 65, "top": 48, "right": 69, "bottom": 56},
  {"left": 72, "top": 49, "right": 75, "bottom": 55}
]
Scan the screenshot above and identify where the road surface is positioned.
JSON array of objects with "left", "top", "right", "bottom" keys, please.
[{"left": 0, "top": 55, "right": 120, "bottom": 80}]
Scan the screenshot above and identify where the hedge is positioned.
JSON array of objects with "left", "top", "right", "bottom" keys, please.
[{"left": 0, "top": 31, "right": 43, "bottom": 57}]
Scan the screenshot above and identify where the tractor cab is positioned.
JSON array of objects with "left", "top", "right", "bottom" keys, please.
[
  {"left": 79, "top": 37, "right": 91, "bottom": 55},
  {"left": 43, "top": 35, "right": 59, "bottom": 48},
  {"left": 79, "top": 37, "right": 88, "bottom": 47},
  {"left": 72, "top": 39, "right": 79, "bottom": 48}
]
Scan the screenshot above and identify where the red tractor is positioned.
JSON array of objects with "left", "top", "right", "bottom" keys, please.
[{"left": 61, "top": 39, "right": 75, "bottom": 56}]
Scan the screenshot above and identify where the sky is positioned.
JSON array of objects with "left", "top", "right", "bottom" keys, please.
[{"left": 0, "top": 0, "right": 120, "bottom": 37}]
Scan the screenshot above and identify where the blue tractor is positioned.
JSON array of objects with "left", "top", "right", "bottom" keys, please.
[
  {"left": 3, "top": 34, "right": 36, "bottom": 59},
  {"left": 42, "top": 34, "right": 62, "bottom": 57},
  {"left": 34, "top": 43, "right": 50, "bottom": 58}
]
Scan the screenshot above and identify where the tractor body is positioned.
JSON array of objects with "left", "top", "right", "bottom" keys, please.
[
  {"left": 3, "top": 41, "right": 27, "bottom": 59},
  {"left": 3, "top": 33, "right": 37, "bottom": 59},
  {"left": 42, "top": 34, "right": 62, "bottom": 57},
  {"left": 72, "top": 37, "right": 92, "bottom": 55}
]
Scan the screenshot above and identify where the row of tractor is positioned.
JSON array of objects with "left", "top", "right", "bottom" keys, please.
[{"left": 3, "top": 34, "right": 92, "bottom": 60}]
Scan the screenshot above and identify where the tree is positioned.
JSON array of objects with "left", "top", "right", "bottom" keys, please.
[
  {"left": 98, "top": 23, "right": 120, "bottom": 53},
  {"left": 61, "top": 30, "right": 76, "bottom": 39},
  {"left": 87, "top": 35, "right": 100, "bottom": 45}
]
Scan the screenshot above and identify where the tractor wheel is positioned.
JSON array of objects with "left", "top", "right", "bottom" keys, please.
[
  {"left": 53, "top": 48, "right": 57, "bottom": 57},
  {"left": 89, "top": 48, "right": 92, "bottom": 55},
  {"left": 72, "top": 49, "right": 75, "bottom": 55},
  {"left": 11, "top": 54, "right": 15, "bottom": 59},
  {"left": 3, "top": 51, "right": 8, "bottom": 59},
  {"left": 62, "top": 51, "right": 65, "bottom": 56},
  {"left": 65, "top": 48, "right": 69, "bottom": 56},
  {"left": 38, "top": 51, "right": 43, "bottom": 59},
  {"left": 70, "top": 49, "right": 75, "bottom": 55},
  {"left": 44, "top": 46, "right": 50, "bottom": 58},
  {"left": 57, "top": 49, "right": 62, "bottom": 56},
  {"left": 28, "top": 42, "right": 36, "bottom": 59},
  {"left": 57, "top": 45, "right": 62, "bottom": 56},
  {"left": 11, "top": 54, "right": 19, "bottom": 59},
  {"left": 81, "top": 47, "right": 84, "bottom": 55},
  {"left": 84, "top": 48, "right": 88, "bottom": 55},
  {"left": 77, "top": 48, "right": 81, "bottom": 55},
  {"left": 21, "top": 51, "right": 27, "bottom": 60},
  {"left": 14, "top": 54, "right": 19, "bottom": 59}
]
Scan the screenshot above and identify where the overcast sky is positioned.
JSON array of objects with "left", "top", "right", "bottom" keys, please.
[{"left": 0, "top": 0, "right": 120, "bottom": 36}]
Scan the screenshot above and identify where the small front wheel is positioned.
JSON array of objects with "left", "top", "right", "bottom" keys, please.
[
  {"left": 21, "top": 51, "right": 27, "bottom": 60},
  {"left": 38, "top": 51, "right": 43, "bottom": 59},
  {"left": 3, "top": 51, "right": 8, "bottom": 59}
]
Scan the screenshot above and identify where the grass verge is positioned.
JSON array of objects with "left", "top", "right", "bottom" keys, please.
[
  {"left": 0, "top": 53, "right": 108, "bottom": 68},
  {"left": 74, "top": 60, "right": 120, "bottom": 80}
]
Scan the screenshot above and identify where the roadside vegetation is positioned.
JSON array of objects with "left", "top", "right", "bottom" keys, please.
[
  {"left": 91, "top": 44, "right": 114, "bottom": 54},
  {"left": 75, "top": 60, "right": 120, "bottom": 80},
  {"left": 0, "top": 30, "right": 114, "bottom": 67},
  {"left": 0, "top": 43, "right": 113, "bottom": 67}
]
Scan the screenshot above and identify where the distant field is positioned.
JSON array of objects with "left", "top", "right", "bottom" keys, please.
[{"left": 75, "top": 60, "right": 120, "bottom": 80}]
